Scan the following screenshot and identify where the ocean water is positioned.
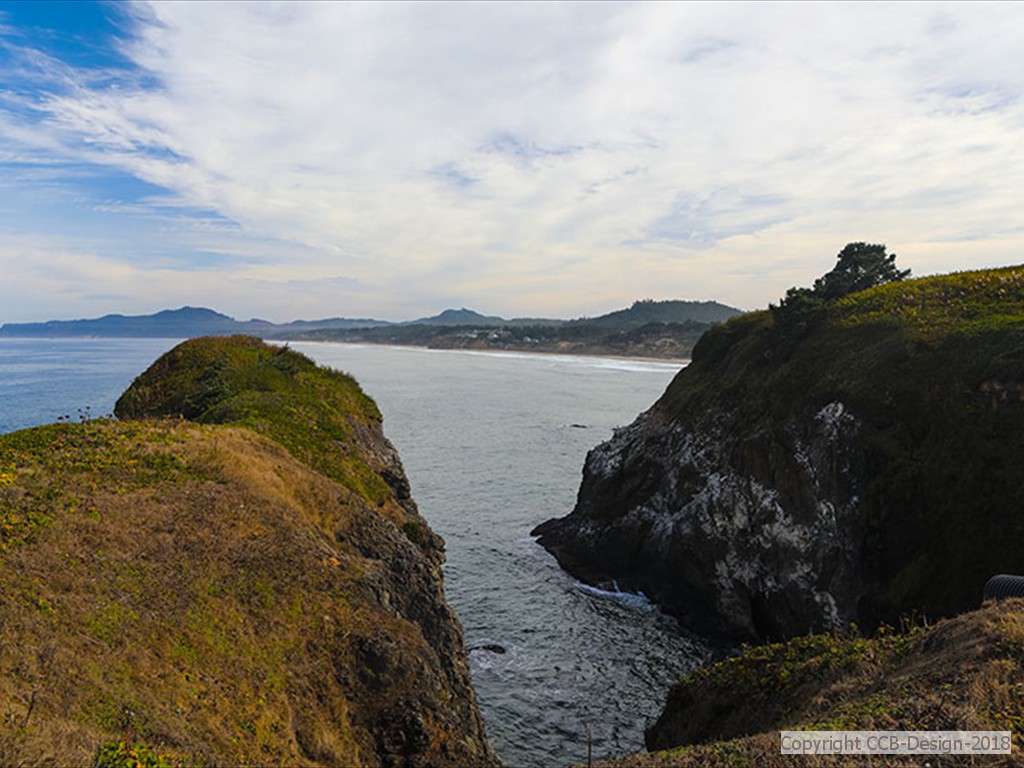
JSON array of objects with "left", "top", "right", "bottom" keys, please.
[
  {"left": 0, "top": 338, "right": 187, "bottom": 433},
  {"left": 0, "top": 338, "right": 708, "bottom": 767}
]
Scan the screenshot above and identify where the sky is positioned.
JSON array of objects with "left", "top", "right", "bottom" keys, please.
[{"left": 1, "top": 1, "right": 1024, "bottom": 323}]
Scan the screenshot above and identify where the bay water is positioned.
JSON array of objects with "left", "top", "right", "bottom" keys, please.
[{"left": 0, "top": 337, "right": 708, "bottom": 767}]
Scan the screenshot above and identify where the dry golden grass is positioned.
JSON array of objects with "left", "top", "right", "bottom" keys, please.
[{"left": 0, "top": 418, "right": 491, "bottom": 767}]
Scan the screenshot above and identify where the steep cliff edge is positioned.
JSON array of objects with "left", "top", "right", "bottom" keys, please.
[
  {"left": 0, "top": 336, "right": 497, "bottom": 767},
  {"left": 535, "top": 266, "right": 1024, "bottom": 643}
]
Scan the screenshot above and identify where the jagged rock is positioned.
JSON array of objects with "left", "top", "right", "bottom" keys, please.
[{"left": 535, "top": 401, "right": 864, "bottom": 642}]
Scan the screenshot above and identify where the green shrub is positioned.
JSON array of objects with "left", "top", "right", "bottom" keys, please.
[{"left": 94, "top": 740, "right": 180, "bottom": 768}]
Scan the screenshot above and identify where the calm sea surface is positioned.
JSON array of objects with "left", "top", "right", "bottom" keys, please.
[{"left": 0, "top": 337, "right": 708, "bottom": 767}]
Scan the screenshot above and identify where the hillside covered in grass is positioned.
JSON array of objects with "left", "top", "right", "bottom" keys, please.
[
  {"left": 536, "top": 259, "right": 1024, "bottom": 643},
  {"left": 600, "top": 598, "right": 1024, "bottom": 767},
  {"left": 660, "top": 264, "right": 1024, "bottom": 628},
  {"left": 0, "top": 336, "right": 496, "bottom": 767}
]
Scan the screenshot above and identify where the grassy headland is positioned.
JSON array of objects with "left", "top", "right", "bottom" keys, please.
[
  {"left": 656, "top": 265, "right": 1024, "bottom": 629},
  {"left": 0, "top": 336, "right": 494, "bottom": 767}
]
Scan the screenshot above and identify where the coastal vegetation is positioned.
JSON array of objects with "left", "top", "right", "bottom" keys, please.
[
  {"left": 601, "top": 598, "right": 1024, "bottom": 767},
  {"left": 0, "top": 336, "right": 495, "bottom": 767},
  {"left": 657, "top": 259, "right": 1024, "bottom": 628},
  {"left": 535, "top": 248, "right": 1024, "bottom": 763},
  {"left": 113, "top": 335, "right": 399, "bottom": 516}
]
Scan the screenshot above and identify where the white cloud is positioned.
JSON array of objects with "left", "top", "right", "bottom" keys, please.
[{"left": 2, "top": 0, "right": 1024, "bottom": 320}]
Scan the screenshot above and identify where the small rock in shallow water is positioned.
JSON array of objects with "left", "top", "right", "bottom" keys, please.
[{"left": 468, "top": 643, "right": 507, "bottom": 654}]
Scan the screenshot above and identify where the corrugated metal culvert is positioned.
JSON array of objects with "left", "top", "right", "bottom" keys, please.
[{"left": 983, "top": 574, "right": 1024, "bottom": 600}]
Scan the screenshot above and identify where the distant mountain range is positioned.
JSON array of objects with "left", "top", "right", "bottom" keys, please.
[
  {"left": 0, "top": 307, "right": 381, "bottom": 338},
  {"left": 0, "top": 301, "right": 740, "bottom": 339}
]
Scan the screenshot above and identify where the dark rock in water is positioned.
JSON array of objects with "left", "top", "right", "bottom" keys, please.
[
  {"left": 469, "top": 643, "right": 507, "bottom": 654},
  {"left": 535, "top": 267, "right": 1024, "bottom": 643}
]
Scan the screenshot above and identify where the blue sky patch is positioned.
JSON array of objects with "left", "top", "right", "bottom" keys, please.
[{"left": 0, "top": 1, "right": 132, "bottom": 70}]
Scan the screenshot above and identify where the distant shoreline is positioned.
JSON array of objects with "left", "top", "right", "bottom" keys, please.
[
  {"left": 0, "top": 334, "right": 691, "bottom": 365},
  {"left": 282, "top": 338, "right": 692, "bottom": 365},
  {"left": 0, "top": 301, "right": 738, "bottom": 362}
]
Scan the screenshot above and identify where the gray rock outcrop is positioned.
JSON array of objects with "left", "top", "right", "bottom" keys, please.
[{"left": 535, "top": 399, "right": 865, "bottom": 642}]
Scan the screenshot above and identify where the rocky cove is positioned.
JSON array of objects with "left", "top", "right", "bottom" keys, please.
[
  {"left": 534, "top": 263, "right": 1024, "bottom": 764},
  {"left": 5, "top": 263, "right": 1024, "bottom": 768},
  {"left": 0, "top": 335, "right": 707, "bottom": 768}
]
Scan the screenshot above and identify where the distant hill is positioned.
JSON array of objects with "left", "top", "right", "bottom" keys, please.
[
  {"left": 406, "top": 308, "right": 511, "bottom": 326},
  {"left": 0, "top": 305, "right": 542, "bottom": 337},
  {"left": 286, "top": 300, "right": 743, "bottom": 359},
  {"left": 404, "top": 308, "right": 567, "bottom": 327},
  {"left": 0, "top": 307, "right": 248, "bottom": 338},
  {"left": 272, "top": 316, "right": 392, "bottom": 332},
  {"left": 570, "top": 299, "right": 742, "bottom": 328}
]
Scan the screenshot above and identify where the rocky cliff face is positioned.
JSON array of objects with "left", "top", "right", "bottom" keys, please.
[
  {"left": 536, "top": 399, "right": 865, "bottom": 642},
  {"left": 0, "top": 336, "right": 497, "bottom": 767},
  {"left": 536, "top": 266, "right": 1024, "bottom": 643}
]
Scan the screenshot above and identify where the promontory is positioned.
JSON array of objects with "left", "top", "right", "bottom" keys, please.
[
  {"left": 536, "top": 250, "right": 1024, "bottom": 765},
  {"left": 535, "top": 257, "right": 1024, "bottom": 643},
  {"left": 0, "top": 335, "right": 497, "bottom": 767}
]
